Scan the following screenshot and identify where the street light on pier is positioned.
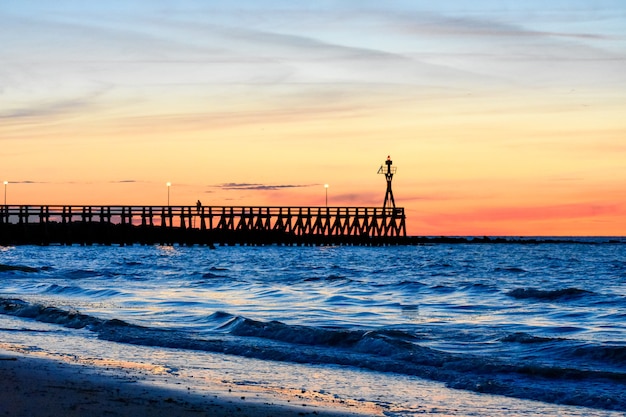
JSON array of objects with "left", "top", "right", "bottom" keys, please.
[
  {"left": 166, "top": 182, "right": 171, "bottom": 206},
  {"left": 3, "top": 181, "right": 7, "bottom": 206},
  {"left": 324, "top": 184, "right": 329, "bottom": 207}
]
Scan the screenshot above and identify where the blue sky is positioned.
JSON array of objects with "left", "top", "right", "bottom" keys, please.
[{"left": 4, "top": 0, "right": 624, "bottom": 97}]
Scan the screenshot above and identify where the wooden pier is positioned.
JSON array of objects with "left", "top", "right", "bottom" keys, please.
[{"left": 0, "top": 205, "right": 407, "bottom": 246}]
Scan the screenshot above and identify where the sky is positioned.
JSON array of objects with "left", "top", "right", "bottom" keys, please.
[{"left": 1, "top": 0, "right": 625, "bottom": 236}]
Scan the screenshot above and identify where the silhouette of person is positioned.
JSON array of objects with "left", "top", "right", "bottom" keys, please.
[{"left": 196, "top": 200, "right": 202, "bottom": 212}]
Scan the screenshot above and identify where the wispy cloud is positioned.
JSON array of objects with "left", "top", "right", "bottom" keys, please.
[
  {"left": 5, "top": 180, "right": 47, "bottom": 184},
  {"left": 385, "top": 11, "right": 612, "bottom": 40},
  {"left": 7, "top": 179, "right": 144, "bottom": 185},
  {"left": 0, "top": 98, "right": 94, "bottom": 121},
  {"left": 216, "top": 183, "right": 315, "bottom": 191},
  {"left": 328, "top": 191, "right": 381, "bottom": 206},
  {"left": 0, "top": 90, "right": 107, "bottom": 124}
]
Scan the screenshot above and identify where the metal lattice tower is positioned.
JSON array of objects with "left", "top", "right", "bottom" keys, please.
[{"left": 377, "top": 155, "right": 397, "bottom": 209}]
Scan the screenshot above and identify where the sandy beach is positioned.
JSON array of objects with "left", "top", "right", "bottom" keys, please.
[{"left": 0, "top": 349, "right": 376, "bottom": 417}]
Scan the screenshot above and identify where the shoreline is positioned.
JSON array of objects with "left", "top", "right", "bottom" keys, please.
[{"left": 0, "top": 349, "right": 376, "bottom": 417}]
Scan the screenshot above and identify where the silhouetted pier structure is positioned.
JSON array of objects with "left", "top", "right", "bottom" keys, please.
[{"left": 0, "top": 205, "right": 407, "bottom": 246}]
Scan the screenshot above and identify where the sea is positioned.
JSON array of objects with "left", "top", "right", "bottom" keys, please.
[{"left": 1, "top": 239, "right": 625, "bottom": 416}]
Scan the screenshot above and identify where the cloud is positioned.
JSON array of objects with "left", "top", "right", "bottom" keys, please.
[
  {"left": 0, "top": 99, "right": 86, "bottom": 120},
  {"left": 6, "top": 180, "right": 144, "bottom": 185},
  {"left": 0, "top": 92, "right": 105, "bottom": 123},
  {"left": 331, "top": 191, "right": 381, "bottom": 206},
  {"left": 376, "top": 6, "right": 614, "bottom": 41},
  {"left": 217, "top": 183, "right": 315, "bottom": 191}
]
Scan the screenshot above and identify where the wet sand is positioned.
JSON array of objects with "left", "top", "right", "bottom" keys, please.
[{"left": 0, "top": 350, "right": 375, "bottom": 417}]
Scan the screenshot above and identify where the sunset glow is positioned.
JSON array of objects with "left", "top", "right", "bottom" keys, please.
[{"left": 2, "top": 1, "right": 625, "bottom": 236}]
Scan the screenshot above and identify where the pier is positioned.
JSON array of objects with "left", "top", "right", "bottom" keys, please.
[{"left": 0, "top": 205, "right": 407, "bottom": 246}]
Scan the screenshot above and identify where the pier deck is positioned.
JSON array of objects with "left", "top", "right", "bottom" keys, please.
[{"left": 0, "top": 205, "right": 407, "bottom": 246}]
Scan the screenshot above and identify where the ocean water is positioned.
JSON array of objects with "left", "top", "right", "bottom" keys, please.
[{"left": 1, "top": 240, "right": 625, "bottom": 415}]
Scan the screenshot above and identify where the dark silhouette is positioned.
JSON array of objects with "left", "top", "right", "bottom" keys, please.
[
  {"left": 377, "top": 155, "right": 397, "bottom": 209},
  {"left": 0, "top": 159, "right": 410, "bottom": 245},
  {"left": 0, "top": 205, "right": 407, "bottom": 246}
]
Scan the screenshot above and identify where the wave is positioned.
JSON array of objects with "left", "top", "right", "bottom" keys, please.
[
  {"left": 43, "top": 284, "right": 121, "bottom": 298},
  {"left": 200, "top": 267, "right": 230, "bottom": 279},
  {"left": 573, "top": 345, "right": 626, "bottom": 364},
  {"left": 65, "top": 269, "right": 105, "bottom": 279},
  {"left": 375, "top": 280, "right": 427, "bottom": 291},
  {"left": 201, "top": 272, "right": 227, "bottom": 279},
  {"left": 302, "top": 274, "right": 357, "bottom": 285},
  {"left": 0, "top": 264, "right": 40, "bottom": 273},
  {"left": 62, "top": 268, "right": 126, "bottom": 280},
  {"left": 494, "top": 266, "right": 527, "bottom": 274},
  {"left": 500, "top": 332, "right": 564, "bottom": 344},
  {"left": 0, "top": 298, "right": 104, "bottom": 329},
  {"left": 222, "top": 316, "right": 367, "bottom": 347},
  {"left": 1, "top": 297, "right": 625, "bottom": 411},
  {"left": 506, "top": 287, "right": 593, "bottom": 301},
  {"left": 430, "top": 282, "right": 498, "bottom": 295}
]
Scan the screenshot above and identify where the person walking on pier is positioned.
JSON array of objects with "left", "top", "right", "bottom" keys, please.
[{"left": 196, "top": 200, "right": 202, "bottom": 213}]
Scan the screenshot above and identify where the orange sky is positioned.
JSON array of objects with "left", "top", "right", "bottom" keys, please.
[{"left": 2, "top": 1, "right": 625, "bottom": 236}]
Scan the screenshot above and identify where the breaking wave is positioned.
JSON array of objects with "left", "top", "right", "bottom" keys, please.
[
  {"left": 506, "top": 287, "right": 593, "bottom": 301},
  {"left": 1, "top": 297, "right": 625, "bottom": 411}
]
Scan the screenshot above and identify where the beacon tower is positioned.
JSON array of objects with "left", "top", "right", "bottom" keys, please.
[{"left": 378, "top": 155, "right": 397, "bottom": 210}]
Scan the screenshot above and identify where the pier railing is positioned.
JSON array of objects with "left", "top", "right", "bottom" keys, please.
[{"left": 0, "top": 205, "right": 407, "bottom": 246}]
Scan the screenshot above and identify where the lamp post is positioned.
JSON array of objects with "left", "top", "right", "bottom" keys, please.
[
  {"left": 166, "top": 182, "right": 171, "bottom": 206},
  {"left": 324, "top": 184, "right": 329, "bottom": 207},
  {"left": 3, "top": 181, "right": 7, "bottom": 206}
]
